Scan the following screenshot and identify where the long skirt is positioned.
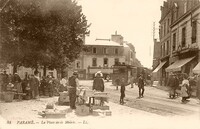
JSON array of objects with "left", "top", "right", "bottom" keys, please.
[
  {"left": 180, "top": 86, "right": 188, "bottom": 97},
  {"left": 14, "top": 82, "right": 22, "bottom": 93}
]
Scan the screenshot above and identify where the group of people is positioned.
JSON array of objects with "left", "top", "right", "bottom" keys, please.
[
  {"left": 0, "top": 70, "right": 61, "bottom": 100},
  {"left": 118, "top": 74, "right": 145, "bottom": 105},
  {"left": 167, "top": 72, "right": 200, "bottom": 104}
]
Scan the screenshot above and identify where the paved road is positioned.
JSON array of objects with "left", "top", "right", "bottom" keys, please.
[{"left": 80, "top": 80, "right": 200, "bottom": 116}]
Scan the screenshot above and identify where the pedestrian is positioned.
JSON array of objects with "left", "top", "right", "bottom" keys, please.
[
  {"left": 12, "top": 73, "right": 22, "bottom": 94},
  {"left": 59, "top": 76, "right": 68, "bottom": 92},
  {"left": 47, "top": 75, "right": 54, "bottom": 97},
  {"left": 120, "top": 78, "right": 128, "bottom": 104},
  {"left": 93, "top": 73, "right": 105, "bottom": 92},
  {"left": 40, "top": 76, "right": 47, "bottom": 96},
  {"left": 180, "top": 74, "right": 190, "bottom": 103},
  {"left": 130, "top": 76, "right": 135, "bottom": 88},
  {"left": 0, "top": 73, "right": 3, "bottom": 97},
  {"left": 167, "top": 73, "right": 179, "bottom": 99},
  {"left": 29, "top": 73, "right": 40, "bottom": 99},
  {"left": 196, "top": 74, "right": 200, "bottom": 104},
  {"left": 138, "top": 74, "right": 145, "bottom": 98},
  {"left": 68, "top": 71, "right": 79, "bottom": 109},
  {"left": 188, "top": 75, "right": 196, "bottom": 97},
  {"left": 2, "top": 70, "right": 9, "bottom": 92},
  {"left": 93, "top": 72, "right": 105, "bottom": 106},
  {"left": 21, "top": 73, "right": 29, "bottom": 94},
  {"left": 21, "top": 73, "right": 30, "bottom": 99}
]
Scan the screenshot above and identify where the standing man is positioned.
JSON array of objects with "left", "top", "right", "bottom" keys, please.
[
  {"left": 120, "top": 78, "right": 128, "bottom": 104},
  {"left": 68, "top": 71, "right": 79, "bottom": 109},
  {"left": 2, "top": 70, "right": 9, "bottom": 92},
  {"left": 130, "top": 76, "right": 135, "bottom": 88},
  {"left": 12, "top": 73, "right": 22, "bottom": 93},
  {"left": 138, "top": 74, "right": 145, "bottom": 98},
  {"left": 29, "top": 73, "right": 40, "bottom": 99},
  {"left": 168, "top": 74, "right": 179, "bottom": 99}
]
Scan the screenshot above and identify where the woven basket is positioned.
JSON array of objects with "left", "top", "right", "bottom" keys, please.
[{"left": 4, "top": 92, "right": 15, "bottom": 102}]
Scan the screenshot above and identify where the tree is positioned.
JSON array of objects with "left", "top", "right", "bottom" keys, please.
[{"left": 0, "top": 0, "right": 90, "bottom": 75}]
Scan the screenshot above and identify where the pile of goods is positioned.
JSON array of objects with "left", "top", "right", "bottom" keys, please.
[
  {"left": 38, "top": 103, "right": 66, "bottom": 118},
  {"left": 58, "top": 91, "right": 69, "bottom": 105},
  {"left": 90, "top": 92, "right": 111, "bottom": 116}
]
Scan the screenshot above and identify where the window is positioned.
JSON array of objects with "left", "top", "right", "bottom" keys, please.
[
  {"left": 76, "top": 61, "right": 81, "bottom": 69},
  {"left": 92, "top": 47, "right": 96, "bottom": 54},
  {"left": 114, "top": 48, "right": 118, "bottom": 54},
  {"left": 92, "top": 58, "right": 97, "bottom": 66},
  {"left": 172, "top": 33, "right": 176, "bottom": 51},
  {"left": 192, "top": 20, "right": 197, "bottom": 43},
  {"left": 161, "top": 45, "right": 163, "bottom": 57},
  {"left": 166, "top": 41, "right": 169, "bottom": 55},
  {"left": 167, "top": 19, "right": 170, "bottom": 33},
  {"left": 164, "top": 22, "right": 166, "bottom": 36},
  {"left": 182, "top": 27, "right": 186, "bottom": 47},
  {"left": 114, "top": 58, "right": 119, "bottom": 65},
  {"left": 103, "top": 58, "right": 108, "bottom": 66},
  {"left": 184, "top": 2, "right": 187, "bottom": 13},
  {"left": 103, "top": 47, "right": 107, "bottom": 54},
  {"left": 163, "top": 43, "right": 165, "bottom": 56}
]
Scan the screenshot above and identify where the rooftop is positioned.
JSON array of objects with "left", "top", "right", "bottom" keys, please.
[{"left": 85, "top": 38, "right": 122, "bottom": 47}]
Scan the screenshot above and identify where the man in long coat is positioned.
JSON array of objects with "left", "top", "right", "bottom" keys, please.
[
  {"left": 29, "top": 74, "right": 40, "bottom": 99},
  {"left": 196, "top": 74, "right": 200, "bottom": 104}
]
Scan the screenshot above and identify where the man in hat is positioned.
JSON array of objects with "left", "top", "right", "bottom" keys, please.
[
  {"left": 12, "top": 73, "right": 22, "bottom": 93},
  {"left": 2, "top": 70, "right": 9, "bottom": 92},
  {"left": 68, "top": 71, "right": 79, "bottom": 109},
  {"left": 138, "top": 74, "right": 145, "bottom": 98}
]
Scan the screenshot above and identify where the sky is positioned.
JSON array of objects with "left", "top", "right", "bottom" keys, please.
[{"left": 77, "top": 0, "right": 165, "bottom": 68}]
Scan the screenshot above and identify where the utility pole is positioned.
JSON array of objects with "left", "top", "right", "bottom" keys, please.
[{"left": 153, "top": 22, "right": 155, "bottom": 40}]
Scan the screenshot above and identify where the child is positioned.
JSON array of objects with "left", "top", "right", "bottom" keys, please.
[{"left": 120, "top": 78, "right": 127, "bottom": 105}]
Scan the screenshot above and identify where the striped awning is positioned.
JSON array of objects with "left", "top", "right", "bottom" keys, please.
[
  {"left": 152, "top": 61, "right": 167, "bottom": 73},
  {"left": 193, "top": 62, "right": 200, "bottom": 74},
  {"left": 165, "top": 57, "right": 195, "bottom": 72}
]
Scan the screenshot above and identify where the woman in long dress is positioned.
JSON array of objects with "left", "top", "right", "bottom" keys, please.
[
  {"left": 196, "top": 74, "right": 200, "bottom": 104},
  {"left": 180, "top": 74, "right": 190, "bottom": 103}
]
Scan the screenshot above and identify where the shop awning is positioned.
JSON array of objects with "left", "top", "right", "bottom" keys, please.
[
  {"left": 165, "top": 56, "right": 195, "bottom": 72},
  {"left": 152, "top": 61, "right": 167, "bottom": 73},
  {"left": 193, "top": 62, "right": 200, "bottom": 74}
]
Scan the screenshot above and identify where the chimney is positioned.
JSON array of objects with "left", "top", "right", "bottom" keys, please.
[{"left": 111, "top": 31, "right": 124, "bottom": 45}]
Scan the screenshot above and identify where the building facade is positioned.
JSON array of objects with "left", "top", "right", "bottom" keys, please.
[
  {"left": 153, "top": 0, "right": 200, "bottom": 86},
  {"left": 69, "top": 33, "right": 139, "bottom": 80}
]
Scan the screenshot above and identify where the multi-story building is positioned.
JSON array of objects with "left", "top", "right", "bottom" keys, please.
[
  {"left": 153, "top": 0, "right": 173, "bottom": 86},
  {"left": 153, "top": 0, "right": 200, "bottom": 86},
  {"left": 68, "top": 33, "right": 139, "bottom": 80},
  {"left": 166, "top": 0, "right": 200, "bottom": 76}
]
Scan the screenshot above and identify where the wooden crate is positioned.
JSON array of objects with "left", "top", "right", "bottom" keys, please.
[{"left": 75, "top": 105, "right": 90, "bottom": 116}]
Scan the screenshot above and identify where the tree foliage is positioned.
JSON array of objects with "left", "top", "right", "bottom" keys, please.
[{"left": 0, "top": 0, "right": 90, "bottom": 70}]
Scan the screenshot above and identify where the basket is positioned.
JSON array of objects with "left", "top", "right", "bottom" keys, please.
[{"left": 4, "top": 92, "right": 15, "bottom": 102}]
